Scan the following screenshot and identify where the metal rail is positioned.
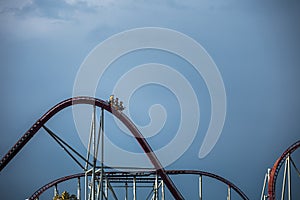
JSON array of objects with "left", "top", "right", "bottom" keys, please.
[
  {"left": 268, "top": 140, "right": 300, "bottom": 199},
  {"left": 28, "top": 170, "right": 249, "bottom": 200},
  {"left": 0, "top": 96, "right": 183, "bottom": 199}
]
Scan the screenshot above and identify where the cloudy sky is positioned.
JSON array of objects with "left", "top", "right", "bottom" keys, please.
[{"left": 0, "top": 0, "right": 300, "bottom": 199}]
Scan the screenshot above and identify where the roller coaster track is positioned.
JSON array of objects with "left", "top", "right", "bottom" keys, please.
[
  {"left": 268, "top": 140, "right": 300, "bottom": 200},
  {"left": 0, "top": 96, "right": 183, "bottom": 199},
  {"left": 0, "top": 96, "right": 250, "bottom": 199},
  {"left": 28, "top": 170, "right": 249, "bottom": 200}
]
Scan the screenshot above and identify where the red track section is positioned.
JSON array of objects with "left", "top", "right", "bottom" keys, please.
[
  {"left": 0, "top": 96, "right": 183, "bottom": 199},
  {"left": 268, "top": 140, "right": 300, "bottom": 200},
  {"left": 28, "top": 170, "right": 249, "bottom": 200}
]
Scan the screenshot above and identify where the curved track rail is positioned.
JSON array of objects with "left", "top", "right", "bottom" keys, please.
[
  {"left": 29, "top": 170, "right": 249, "bottom": 200},
  {"left": 0, "top": 96, "right": 183, "bottom": 199},
  {"left": 268, "top": 140, "right": 300, "bottom": 199}
]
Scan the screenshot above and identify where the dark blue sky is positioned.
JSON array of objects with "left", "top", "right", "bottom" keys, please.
[{"left": 0, "top": 0, "right": 299, "bottom": 199}]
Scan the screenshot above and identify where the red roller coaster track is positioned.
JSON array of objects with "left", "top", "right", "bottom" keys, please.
[
  {"left": 0, "top": 96, "right": 183, "bottom": 199},
  {"left": 268, "top": 140, "right": 300, "bottom": 199}
]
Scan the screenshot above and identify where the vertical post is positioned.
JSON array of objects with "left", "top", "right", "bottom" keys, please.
[
  {"left": 266, "top": 168, "right": 270, "bottom": 199},
  {"left": 85, "top": 172, "right": 88, "bottom": 200},
  {"left": 133, "top": 176, "right": 136, "bottom": 200},
  {"left": 105, "top": 178, "right": 108, "bottom": 199},
  {"left": 260, "top": 169, "right": 270, "bottom": 200},
  {"left": 85, "top": 107, "right": 94, "bottom": 200},
  {"left": 125, "top": 182, "right": 128, "bottom": 200},
  {"left": 54, "top": 184, "right": 58, "bottom": 197},
  {"left": 161, "top": 180, "right": 165, "bottom": 200},
  {"left": 287, "top": 155, "right": 291, "bottom": 200},
  {"left": 92, "top": 105, "right": 96, "bottom": 200},
  {"left": 96, "top": 180, "right": 101, "bottom": 200},
  {"left": 199, "top": 175, "right": 202, "bottom": 200},
  {"left": 281, "top": 158, "right": 288, "bottom": 200},
  {"left": 100, "top": 108, "right": 104, "bottom": 200},
  {"left": 77, "top": 177, "right": 81, "bottom": 200},
  {"left": 260, "top": 173, "right": 267, "bottom": 200},
  {"left": 227, "top": 185, "right": 231, "bottom": 200},
  {"left": 154, "top": 173, "right": 158, "bottom": 200}
]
